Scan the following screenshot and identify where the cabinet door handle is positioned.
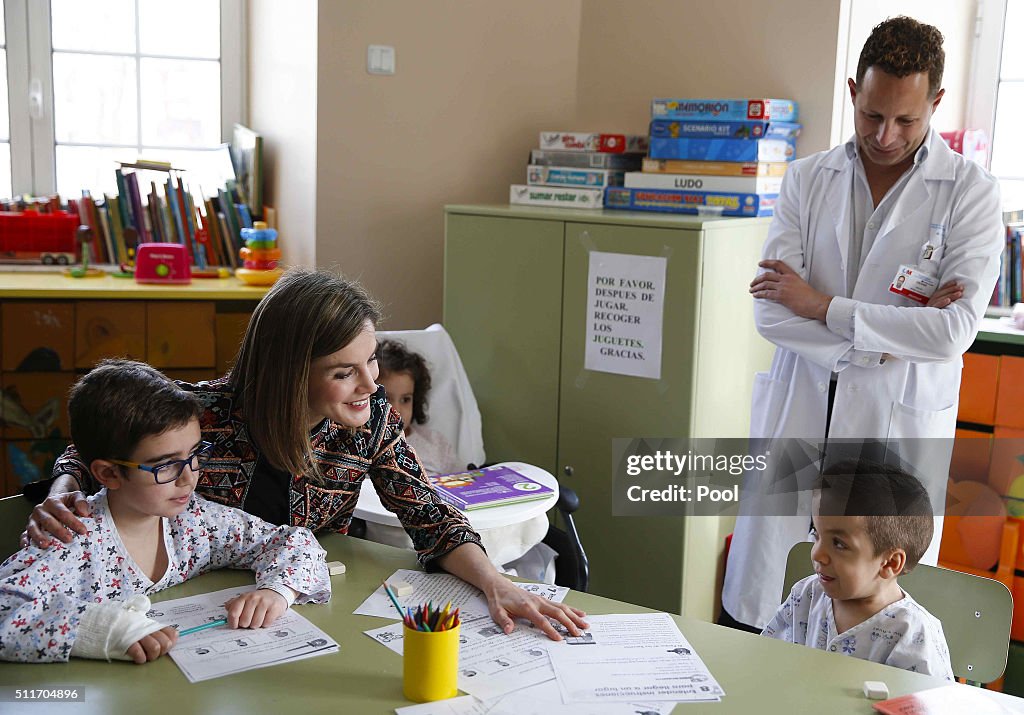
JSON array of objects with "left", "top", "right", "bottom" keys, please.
[{"left": 563, "top": 465, "right": 574, "bottom": 477}]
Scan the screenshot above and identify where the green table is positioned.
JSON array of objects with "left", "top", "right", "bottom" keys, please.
[{"left": 0, "top": 534, "right": 1014, "bottom": 714}]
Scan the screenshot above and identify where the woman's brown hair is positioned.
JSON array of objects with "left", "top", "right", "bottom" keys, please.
[{"left": 229, "top": 267, "right": 382, "bottom": 477}]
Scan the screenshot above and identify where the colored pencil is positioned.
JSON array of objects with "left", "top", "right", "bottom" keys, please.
[{"left": 179, "top": 618, "right": 228, "bottom": 637}]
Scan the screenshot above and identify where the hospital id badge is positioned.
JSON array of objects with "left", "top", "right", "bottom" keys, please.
[{"left": 889, "top": 264, "right": 937, "bottom": 304}]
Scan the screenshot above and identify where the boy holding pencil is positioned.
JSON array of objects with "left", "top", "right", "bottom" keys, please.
[{"left": 0, "top": 360, "right": 331, "bottom": 664}]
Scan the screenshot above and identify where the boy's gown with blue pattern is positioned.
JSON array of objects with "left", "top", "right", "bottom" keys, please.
[
  {"left": 762, "top": 573, "right": 953, "bottom": 679},
  {"left": 0, "top": 491, "right": 331, "bottom": 662}
]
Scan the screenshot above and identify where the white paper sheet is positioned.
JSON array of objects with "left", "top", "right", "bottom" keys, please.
[
  {"left": 162, "top": 585, "right": 338, "bottom": 682},
  {"left": 394, "top": 694, "right": 490, "bottom": 715},
  {"left": 367, "top": 611, "right": 716, "bottom": 705},
  {"left": 548, "top": 644, "right": 723, "bottom": 703},
  {"left": 367, "top": 613, "right": 557, "bottom": 701},
  {"left": 353, "top": 568, "right": 568, "bottom": 620},
  {"left": 546, "top": 613, "right": 721, "bottom": 704},
  {"left": 485, "top": 679, "right": 677, "bottom": 715},
  {"left": 584, "top": 251, "right": 667, "bottom": 380}
]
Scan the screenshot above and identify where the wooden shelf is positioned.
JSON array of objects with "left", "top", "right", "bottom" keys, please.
[{"left": 0, "top": 272, "right": 269, "bottom": 300}]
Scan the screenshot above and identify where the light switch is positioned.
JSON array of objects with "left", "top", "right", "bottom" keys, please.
[{"left": 367, "top": 45, "right": 395, "bottom": 75}]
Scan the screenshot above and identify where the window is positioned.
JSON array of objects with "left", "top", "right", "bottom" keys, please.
[
  {"left": 4, "top": 0, "right": 243, "bottom": 200},
  {"left": 970, "top": 0, "right": 1024, "bottom": 207},
  {"left": 0, "top": 0, "right": 10, "bottom": 200}
]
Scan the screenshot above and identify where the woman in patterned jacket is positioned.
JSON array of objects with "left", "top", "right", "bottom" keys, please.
[{"left": 23, "top": 268, "right": 587, "bottom": 641}]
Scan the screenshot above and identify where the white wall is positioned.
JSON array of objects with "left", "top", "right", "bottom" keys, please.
[
  {"left": 248, "top": 0, "right": 318, "bottom": 269},
  {"left": 245, "top": 0, "right": 979, "bottom": 325},
  {"left": 313, "top": 1, "right": 582, "bottom": 329},
  {"left": 575, "top": 0, "right": 848, "bottom": 157}
]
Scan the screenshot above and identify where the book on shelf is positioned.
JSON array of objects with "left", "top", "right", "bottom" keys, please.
[
  {"left": 230, "top": 124, "right": 263, "bottom": 220},
  {"left": 427, "top": 465, "right": 554, "bottom": 511}
]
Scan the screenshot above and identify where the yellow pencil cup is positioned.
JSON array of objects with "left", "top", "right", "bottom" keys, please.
[{"left": 402, "top": 623, "right": 460, "bottom": 702}]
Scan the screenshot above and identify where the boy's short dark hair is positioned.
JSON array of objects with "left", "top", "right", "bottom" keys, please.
[
  {"left": 69, "top": 359, "right": 202, "bottom": 467},
  {"left": 376, "top": 339, "right": 432, "bottom": 426},
  {"left": 856, "top": 16, "right": 945, "bottom": 98},
  {"left": 817, "top": 459, "right": 933, "bottom": 572}
]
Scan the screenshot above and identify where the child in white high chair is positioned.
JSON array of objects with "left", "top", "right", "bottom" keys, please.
[{"left": 377, "top": 339, "right": 461, "bottom": 476}]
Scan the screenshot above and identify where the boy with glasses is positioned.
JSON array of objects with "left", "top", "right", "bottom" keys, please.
[{"left": 0, "top": 360, "right": 330, "bottom": 663}]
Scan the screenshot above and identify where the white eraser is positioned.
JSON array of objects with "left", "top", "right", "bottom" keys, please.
[
  {"left": 327, "top": 561, "right": 346, "bottom": 575},
  {"left": 389, "top": 579, "right": 414, "bottom": 597},
  {"left": 863, "top": 681, "right": 888, "bottom": 700}
]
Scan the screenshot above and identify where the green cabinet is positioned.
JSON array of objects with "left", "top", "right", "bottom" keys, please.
[{"left": 444, "top": 205, "right": 774, "bottom": 619}]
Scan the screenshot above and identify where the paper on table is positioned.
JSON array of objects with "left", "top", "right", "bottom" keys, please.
[
  {"left": 367, "top": 613, "right": 560, "bottom": 701},
  {"left": 545, "top": 614, "right": 721, "bottom": 704},
  {"left": 548, "top": 642, "right": 724, "bottom": 703},
  {"left": 394, "top": 694, "right": 490, "bottom": 715},
  {"left": 485, "top": 679, "right": 677, "bottom": 715},
  {"left": 163, "top": 585, "right": 338, "bottom": 682},
  {"left": 367, "top": 612, "right": 709, "bottom": 704},
  {"left": 354, "top": 568, "right": 568, "bottom": 620}
]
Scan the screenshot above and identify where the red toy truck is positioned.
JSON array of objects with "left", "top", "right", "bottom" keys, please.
[{"left": 0, "top": 210, "right": 79, "bottom": 264}]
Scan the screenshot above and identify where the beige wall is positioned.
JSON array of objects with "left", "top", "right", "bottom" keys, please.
[
  {"left": 575, "top": 0, "right": 848, "bottom": 157},
  {"left": 250, "top": 0, "right": 976, "bottom": 327},
  {"left": 838, "top": 1, "right": 978, "bottom": 139},
  {"left": 315, "top": 1, "right": 582, "bottom": 329},
  {"left": 248, "top": 0, "right": 318, "bottom": 268}
]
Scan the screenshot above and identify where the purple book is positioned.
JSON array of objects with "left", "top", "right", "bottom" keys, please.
[{"left": 427, "top": 465, "right": 554, "bottom": 511}]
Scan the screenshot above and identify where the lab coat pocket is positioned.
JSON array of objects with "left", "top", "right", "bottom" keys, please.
[
  {"left": 750, "top": 371, "right": 789, "bottom": 439},
  {"left": 886, "top": 400, "right": 957, "bottom": 440}
]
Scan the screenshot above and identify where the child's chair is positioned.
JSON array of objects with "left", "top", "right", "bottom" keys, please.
[
  {"left": 0, "top": 495, "right": 33, "bottom": 562},
  {"left": 357, "top": 324, "right": 588, "bottom": 589},
  {"left": 783, "top": 541, "right": 1013, "bottom": 683}
]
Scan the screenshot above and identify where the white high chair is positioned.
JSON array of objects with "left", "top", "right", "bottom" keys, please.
[{"left": 354, "top": 324, "right": 560, "bottom": 580}]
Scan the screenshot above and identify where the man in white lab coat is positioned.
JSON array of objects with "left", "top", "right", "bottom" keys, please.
[{"left": 721, "top": 16, "right": 1003, "bottom": 631}]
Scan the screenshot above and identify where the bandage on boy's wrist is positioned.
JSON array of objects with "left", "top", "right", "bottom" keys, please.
[
  {"left": 261, "top": 585, "right": 297, "bottom": 607},
  {"left": 70, "top": 595, "right": 164, "bottom": 661}
]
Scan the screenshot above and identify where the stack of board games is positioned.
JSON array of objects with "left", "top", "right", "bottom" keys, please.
[
  {"left": 605, "top": 98, "right": 800, "bottom": 217},
  {"left": 510, "top": 131, "right": 648, "bottom": 209}
]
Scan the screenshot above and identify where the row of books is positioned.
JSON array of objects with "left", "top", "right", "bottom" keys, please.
[
  {"left": 992, "top": 209, "right": 1024, "bottom": 308},
  {"left": 606, "top": 97, "right": 800, "bottom": 217},
  {"left": 69, "top": 166, "right": 254, "bottom": 269}
]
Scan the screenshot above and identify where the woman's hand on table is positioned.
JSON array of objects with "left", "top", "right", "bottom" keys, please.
[{"left": 483, "top": 575, "right": 589, "bottom": 641}]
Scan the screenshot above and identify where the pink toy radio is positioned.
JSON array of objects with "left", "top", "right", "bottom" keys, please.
[{"left": 134, "top": 243, "right": 191, "bottom": 284}]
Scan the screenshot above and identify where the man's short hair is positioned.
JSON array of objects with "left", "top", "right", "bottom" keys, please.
[
  {"left": 69, "top": 359, "right": 202, "bottom": 467},
  {"left": 817, "top": 459, "right": 933, "bottom": 572},
  {"left": 856, "top": 16, "right": 945, "bottom": 98}
]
